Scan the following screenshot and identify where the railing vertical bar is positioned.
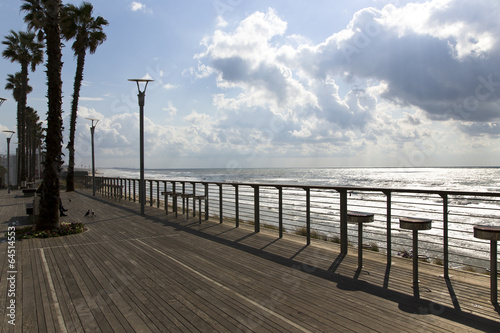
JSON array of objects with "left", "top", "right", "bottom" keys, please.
[
  {"left": 278, "top": 186, "right": 283, "bottom": 238},
  {"left": 163, "top": 181, "right": 167, "bottom": 212},
  {"left": 219, "top": 184, "right": 223, "bottom": 224},
  {"left": 254, "top": 185, "right": 260, "bottom": 233},
  {"left": 149, "top": 180, "right": 153, "bottom": 207},
  {"left": 385, "top": 190, "right": 392, "bottom": 266},
  {"left": 172, "top": 182, "right": 177, "bottom": 216},
  {"left": 157, "top": 181, "right": 160, "bottom": 208},
  {"left": 191, "top": 182, "right": 195, "bottom": 217},
  {"left": 339, "top": 189, "right": 348, "bottom": 254},
  {"left": 234, "top": 184, "right": 239, "bottom": 228},
  {"left": 204, "top": 183, "right": 209, "bottom": 220},
  {"left": 133, "top": 179, "right": 136, "bottom": 202},
  {"left": 442, "top": 193, "right": 449, "bottom": 279},
  {"left": 305, "top": 187, "right": 311, "bottom": 245},
  {"left": 182, "top": 182, "right": 186, "bottom": 214}
]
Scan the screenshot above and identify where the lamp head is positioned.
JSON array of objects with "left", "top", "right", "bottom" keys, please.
[{"left": 128, "top": 79, "right": 154, "bottom": 94}]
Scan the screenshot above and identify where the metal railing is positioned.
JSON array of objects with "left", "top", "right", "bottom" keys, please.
[{"left": 81, "top": 176, "right": 500, "bottom": 275}]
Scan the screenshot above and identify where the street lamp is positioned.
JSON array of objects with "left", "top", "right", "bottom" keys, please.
[
  {"left": 2, "top": 130, "right": 15, "bottom": 193},
  {"left": 0, "top": 97, "right": 6, "bottom": 107},
  {"left": 86, "top": 118, "right": 99, "bottom": 196},
  {"left": 128, "top": 78, "right": 153, "bottom": 215}
]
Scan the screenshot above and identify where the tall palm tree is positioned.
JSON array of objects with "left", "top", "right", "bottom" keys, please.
[
  {"left": 5, "top": 72, "right": 33, "bottom": 183},
  {"left": 2, "top": 30, "right": 43, "bottom": 185},
  {"left": 61, "top": 2, "right": 108, "bottom": 192},
  {"left": 25, "top": 107, "right": 43, "bottom": 182},
  {"left": 22, "top": 0, "right": 64, "bottom": 230},
  {"left": 5, "top": 72, "right": 33, "bottom": 102}
]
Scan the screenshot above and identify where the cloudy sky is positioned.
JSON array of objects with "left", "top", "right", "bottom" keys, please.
[{"left": 1, "top": 0, "right": 500, "bottom": 170}]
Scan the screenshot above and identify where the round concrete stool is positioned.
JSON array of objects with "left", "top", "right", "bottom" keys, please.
[
  {"left": 348, "top": 211, "right": 375, "bottom": 269},
  {"left": 473, "top": 225, "right": 500, "bottom": 305},
  {"left": 399, "top": 217, "right": 432, "bottom": 298}
]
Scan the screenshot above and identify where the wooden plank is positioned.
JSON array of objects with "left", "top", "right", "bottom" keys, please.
[{"left": 42, "top": 239, "right": 84, "bottom": 333}]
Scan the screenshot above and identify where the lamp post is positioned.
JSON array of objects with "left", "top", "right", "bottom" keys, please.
[
  {"left": 2, "top": 130, "right": 15, "bottom": 194},
  {"left": 86, "top": 118, "right": 99, "bottom": 196},
  {"left": 128, "top": 79, "right": 153, "bottom": 215},
  {"left": 0, "top": 97, "right": 6, "bottom": 107}
]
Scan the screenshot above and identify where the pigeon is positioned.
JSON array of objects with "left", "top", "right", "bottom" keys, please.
[{"left": 84, "top": 209, "right": 96, "bottom": 217}]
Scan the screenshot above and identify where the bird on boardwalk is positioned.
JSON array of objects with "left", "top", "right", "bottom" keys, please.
[{"left": 85, "top": 209, "right": 96, "bottom": 217}]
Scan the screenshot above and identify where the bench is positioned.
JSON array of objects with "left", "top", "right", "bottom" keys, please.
[
  {"left": 23, "top": 188, "right": 37, "bottom": 197},
  {"left": 26, "top": 202, "right": 34, "bottom": 215},
  {"left": 161, "top": 191, "right": 207, "bottom": 222},
  {"left": 25, "top": 196, "right": 40, "bottom": 223}
]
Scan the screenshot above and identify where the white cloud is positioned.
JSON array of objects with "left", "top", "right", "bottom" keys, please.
[
  {"left": 163, "top": 83, "right": 177, "bottom": 90},
  {"left": 162, "top": 101, "right": 177, "bottom": 117},
  {"left": 80, "top": 97, "right": 104, "bottom": 101},
  {"left": 130, "top": 2, "right": 151, "bottom": 14}
]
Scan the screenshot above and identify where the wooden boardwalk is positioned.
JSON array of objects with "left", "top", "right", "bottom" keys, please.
[{"left": 0, "top": 188, "right": 499, "bottom": 332}]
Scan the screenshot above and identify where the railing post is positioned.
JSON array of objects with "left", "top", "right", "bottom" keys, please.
[
  {"left": 384, "top": 190, "right": 392, "bottom": 266},
  {"left": 204, "top": 183, "right": 209, "bottom": 220},
  {"left": 163, "top": 181, "right": 167, "bottom": 212},
  {"left": 339, "top": 189, "right": 348, "bottom": 254},
  {"left": 304, "top": 187, "right": 311, "bottom": 245},
  {"left": 441, "top": 193, "right": 449, "bottom": 279},
  {"left": 278, "top": 186, "right": 283, "bottom": 238},
  {"left": 181, "top": 182, "right": 186, "bottom": 214},
  {"left": 133, "top": 180, "right": 136, "bottom": 202},
  {"left": 157, "top": 181, "right": 160, "bottom": 208},
  {"left": 254, "top": 185, "right": 260, "bottom": 233},
  {"left": 149, "top": 180, "right": 153, "bottom": 207},
  {"left": 218, "top": 183, "right": 223, "bottom": 224},
  {"left": 172, "top": 182, "right": 177, "bottom": 215},
  {"left": 233, "top": 184, "right": 239, "bottom": 227},
  {"left": 191, "top": 182, "right": 196, "bottom": 217}
]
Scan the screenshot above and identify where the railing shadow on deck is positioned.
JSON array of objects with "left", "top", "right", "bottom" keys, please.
[{"left": 77, "top": 189, "right": 500, "bottom": 330}]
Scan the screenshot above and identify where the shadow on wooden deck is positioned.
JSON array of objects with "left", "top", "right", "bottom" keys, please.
[{"left": 81, "top": 190, "right": 500, "bottom": 330}]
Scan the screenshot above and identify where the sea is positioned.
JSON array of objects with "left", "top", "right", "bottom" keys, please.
[
  {"left": 97, "top": 166, "right": 500, "bottom": 192},
  {"left": 96, "top": 167, "right": 500, "bottom": 269},
  {"left": 96, "top": 167, "right": 500, "bottom": 192}
]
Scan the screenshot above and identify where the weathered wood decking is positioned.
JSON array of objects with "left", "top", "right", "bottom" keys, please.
[{"left": 0, "top": 188, "right": 499, "bottom": 332}]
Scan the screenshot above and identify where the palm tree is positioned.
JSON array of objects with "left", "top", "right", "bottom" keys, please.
[
  {"left": 22, "top": 0, "right": 64, "bottom": 230},
  {"left": 61, "top": 2, "right": 108, "bottom": 192},
  {"left": 5, "top": 72, "right": 33, "bottom": 183},
  {"left": 2, "top": 30, "right": 43, "bottom": 185},
  {"left": 25, "top": 107, "right": 43, "bottom": 182},
  {"left": 5, "top": 72, "right": 33, "bottom": 102}
]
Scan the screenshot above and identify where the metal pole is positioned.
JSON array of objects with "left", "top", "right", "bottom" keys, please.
[
  {"left": 129, "top": 79, "right": 152, "bottom": 215},
  {"left": 91, "top": 125, "right": 96, "bottom": 196},
  {"left": 87, "top": 119, "right": 99, "bottom": 196},
  {"left": 3, "top": 131, "right": 14, "bottom": 193},
  {"left": 7, "top": 137, "right": 11, "bottom": 193},
  {"left": 140, "top": 91, "right": 145, "bottom": 214}
]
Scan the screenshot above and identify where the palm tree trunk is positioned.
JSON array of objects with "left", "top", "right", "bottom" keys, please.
[
  {"left": 37, "top": 0, "right": 63, "bottom": 230},
  {"left": 19, "top": 63, "right": 29, "bottom": 185},
  {"left": 66, "top": 51, "right": 85, "bottom": 192}
]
